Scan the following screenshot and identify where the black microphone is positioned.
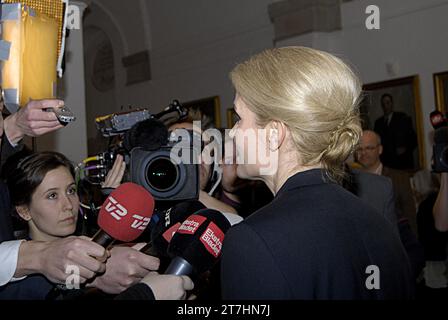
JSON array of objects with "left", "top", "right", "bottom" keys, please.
[
  {"left": 123, "top": 118, "right": 169, "bottom": 152},
  {"left": 164, "top": 208, "right": 231, "bottom": 276},
  {"left": 139, "top": 200, "right": 206, "bottom": 257}
]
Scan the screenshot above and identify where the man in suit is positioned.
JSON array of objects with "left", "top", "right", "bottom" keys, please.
[
  {"left": 356, "top": 130, "right": 418, "bottom": 236},
  {"left": 344, "top": 167, "right": 424, "bottom": 281},
  {"left": 374, "top": 93, "right": 417, "bottom": 170}
]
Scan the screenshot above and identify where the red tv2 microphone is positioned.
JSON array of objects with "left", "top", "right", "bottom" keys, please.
[
  {"left": 93, "top": 182, "right": 155, "bottom": 247},
  {"left": 164, "top": 208, "right": 231, "bottom": 276}
]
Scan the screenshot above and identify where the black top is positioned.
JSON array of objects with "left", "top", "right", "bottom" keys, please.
[
  {"left": 0, "top": 182, "right": 13, "bottom": 242},
  {"left": 221, "top": 169, "right": 414, "bottom": 299},
  {"left": 0, "top": 136, "right": 23, "bottom": 174},
  {"left": 0, "top": 274, "right": 54, "bottom": 300}
]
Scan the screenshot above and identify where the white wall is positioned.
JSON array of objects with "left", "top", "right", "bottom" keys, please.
[
  {"left": 57, "top": 0, "right": 447, "bottom": 169},
  {"left": 277, "top": 0, "right": 448, "bottom": 169},
  {"left": 36, "top": 1, "right": 89, "bottom": 164},
  {"left": 83, "top": 0, "right": 274, "bottom": 129}
]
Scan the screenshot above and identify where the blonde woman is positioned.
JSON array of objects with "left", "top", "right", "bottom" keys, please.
[{"left": 221, "top": 47, "right": 413, "bottom": 299}]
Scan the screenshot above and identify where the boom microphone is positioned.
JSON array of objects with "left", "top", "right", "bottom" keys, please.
[
  {"left": 92, "top": 182, "right": 155, "bottom": 247},
  {"left": 164, "top": 208, "right": 231, "bottom": 276}
]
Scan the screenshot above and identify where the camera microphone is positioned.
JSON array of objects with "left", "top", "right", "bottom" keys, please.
[{"left": 123, "top": 118, "right": 169, "bottom": 152}]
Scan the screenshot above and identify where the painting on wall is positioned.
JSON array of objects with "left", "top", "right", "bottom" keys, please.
[
  {"left": 182, "top": 96, "right": 221, "bottom": 129},
  {"left": 434, "top": 71, "right": 448, "bottom": 113},
  {"left": 359, "top": 75, "right": 424, "bottom": 171}
]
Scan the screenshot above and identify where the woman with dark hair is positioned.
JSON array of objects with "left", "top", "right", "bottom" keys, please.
[
  {"left": 7, "top": 152, "right": 79, "bottom": 242},
  {"left": 0, "top": 151, "right": 194, "bottom": 300},
  {"left": 0, "top": 151, "right": 79, "bottom": 299}
]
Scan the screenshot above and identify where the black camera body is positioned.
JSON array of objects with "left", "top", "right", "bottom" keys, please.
[
  {"left": 433, "top": 126, "right": 448, "bottom": 173},
  {"left": 86, "top": 100, "right": 200, "bottom": 202},
  {"left": 130, "top": 145, "right": 199, "bottom": 201}
]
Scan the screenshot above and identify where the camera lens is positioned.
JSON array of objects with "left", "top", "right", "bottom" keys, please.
[{"left": 146, "top": 157, "right": 179, "bottom": 191}]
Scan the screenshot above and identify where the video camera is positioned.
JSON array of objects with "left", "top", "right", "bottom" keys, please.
[
  {"left": 430, "top": 110, "right": 448, "bottom": 173},
  {"left": 80, "top": 100, "right": 200, "bottom": 203}
]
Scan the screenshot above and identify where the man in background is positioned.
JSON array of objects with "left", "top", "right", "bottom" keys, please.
[
  {"left": 356, "top": 130, "right": 417, "bottom": 235},
  {"left": 374, "top": 93, "right": 417, "bottom": 170}
]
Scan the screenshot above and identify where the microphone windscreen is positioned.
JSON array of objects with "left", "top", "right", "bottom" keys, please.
[
  {"left": 151, "top": 200, "right": 206, "bottom": 257},
  {"left": 123, "top": 118, "right": 168, "bottom": 152},
  {"left": 434, "top": 127, "right": 448, "bottom": 144},
  {"left": 167, "top": 208, "right": 231, "bottom": 274},
  {"left": 98, "top": 182, "right": 155, "bottom": 242}
]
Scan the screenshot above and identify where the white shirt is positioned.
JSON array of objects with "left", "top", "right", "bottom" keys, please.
[
  {"left": 0, "top": 240, "right": 26, "bottom": 286},
  {"left": 222, "top": 212, "right": 243, "bottom": 226},
  {"left": 373, "top": 162, "right": 384, "bottom": 176},
  {"left": 385, "top": 113, "right": 393, "bottom": 126}
]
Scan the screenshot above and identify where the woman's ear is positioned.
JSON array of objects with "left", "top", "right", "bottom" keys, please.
[
  {"left": 16, "top": 206, "right": 32, "bottom": 221},
  {"left": 267, "top": 121, "right": 287, "bottom": 151}
]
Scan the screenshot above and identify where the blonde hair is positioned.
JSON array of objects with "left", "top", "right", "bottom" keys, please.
[{"left": 230, "top": 46, "right": 362, "bottom": 183}]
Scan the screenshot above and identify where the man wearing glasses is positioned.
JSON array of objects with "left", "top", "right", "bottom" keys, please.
[{"left": 356, "top": 130, "right": 417, "bottom": 236}]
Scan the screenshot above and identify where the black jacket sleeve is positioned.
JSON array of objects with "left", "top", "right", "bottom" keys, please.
[
  {"left": 114, "top": 283, "right": 156, "bottom": 300},
  {"left": 221, "top": 223, "right": 291, "bottom": 299},
  {"left": 0, "top": 182, "right": 14, "bottom": 242},
  {"left": 0, "top": 137, "right": 23, "bottom": 173}
]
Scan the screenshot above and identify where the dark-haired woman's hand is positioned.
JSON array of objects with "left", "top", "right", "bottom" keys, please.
[{"left": 15, "top": 236, "right": 107, "bottom": 284}]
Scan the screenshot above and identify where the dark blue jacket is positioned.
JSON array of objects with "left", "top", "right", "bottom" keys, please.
[{"left": 221, "top": 169, "right": 414, "bottom": 299}]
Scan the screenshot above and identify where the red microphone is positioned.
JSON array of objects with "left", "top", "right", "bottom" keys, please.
[
  {"left": 165, "top": 208, "right": 231, "bottom": 276},
  {"left": 93, "top": 182, "right": 155, "bottom": 247},
  {"left": 430, "top": 110, "right": 447, "bottom": 129}
]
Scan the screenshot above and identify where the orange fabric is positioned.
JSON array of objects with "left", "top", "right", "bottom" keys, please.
[{"left": 1, "top": 6, "right": 58, "bottom": 107}]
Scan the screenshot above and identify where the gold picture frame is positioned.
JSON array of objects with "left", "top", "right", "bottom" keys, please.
[
  {"left": 434, "top": 71, "right": 448, "bottom": 113},
  {"left": 182, "top": 96, "right": 221, "bottom": 128},
  {"left": 360, "top": 75, "right": 424, "bottom": 171}
]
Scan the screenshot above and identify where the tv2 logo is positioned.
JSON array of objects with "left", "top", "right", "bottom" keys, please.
[{"left": 105, "top": 197, "right": 150, "bottom": 230}]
